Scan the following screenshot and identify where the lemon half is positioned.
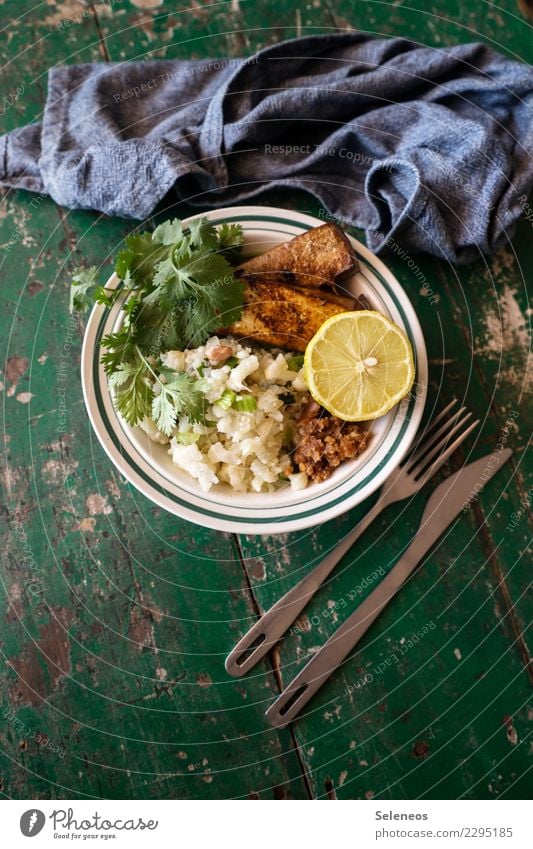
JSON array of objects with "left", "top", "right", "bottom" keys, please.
[{"left": 303, "top": 310, "right": 415, "bottom": 421}]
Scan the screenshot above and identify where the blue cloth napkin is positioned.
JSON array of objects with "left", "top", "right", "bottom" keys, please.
[{"left": 1, "top": 33, "right": 532, "bottom": 263}]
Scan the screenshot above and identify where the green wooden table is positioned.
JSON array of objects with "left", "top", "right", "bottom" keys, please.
[{"left": 0, "top": 0, "right": 531, "bottom": 800}]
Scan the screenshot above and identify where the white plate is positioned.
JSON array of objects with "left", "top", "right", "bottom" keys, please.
[{"left": 81, "top": 206, "right": 427, "bottom": 534}]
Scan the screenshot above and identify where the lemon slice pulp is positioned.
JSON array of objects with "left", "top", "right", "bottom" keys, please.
[{"left": 303, "top": 310, "right": 415, "bottom": 421}]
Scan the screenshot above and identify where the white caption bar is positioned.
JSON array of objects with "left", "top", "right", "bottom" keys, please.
[{"left": 4, "top": 799, "right": 529, "bottom": 848}]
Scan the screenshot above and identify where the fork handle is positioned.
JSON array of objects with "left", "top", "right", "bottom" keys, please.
[{"left": 225, "top": 492, "right": 388, "bottom": 677}]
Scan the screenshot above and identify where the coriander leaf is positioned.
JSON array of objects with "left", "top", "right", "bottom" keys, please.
[
  {"left": 123, "top": 295, "right": 141, "bottom": 320},
  {"left": 110, "top": 360, "right": 153, "bottom": 426},
  {"left": 155, "top": 310, "right": 187, "bottom": 353},
  {"left": 134, "top": 301, "right": 187, "bottom": 354},
  {"left": 183, "top": 277, "right": 245, "bottom": 346},
  {"left": 70, "top": 266, "right": 99, "bottom": 313},
  {"left": 100, "top": 328, "right": 136, "bottom": 375},
  {"left": 151, "top": 373, "right": 207, "bottom": 435},
  {"left": 152, "top": 218, "right": 183, "bottom": 246},
  {"left": 70, "top": 266, "right": 119, "bottom": 312},
  {"left": 148, "top": 250, "right": 232, "bottom": 311},
  {"left": 185, "top": 251, "right": 232, "bottom": 286},
  {"left": 188, "top": 217, "right": 218, "bottom": 251},
  {"left": 151, "top": 389, "right": 177, "bottom": 436},
  {"left": 94, "top": 286, "right": 120, "bottom": 309},
  {"left": 88, "top": 214, "right": 246, "bottom": 431},
  {"left": 165, "top": 374, "right": 208, "bottom": 424},
  {"left": 216, "top": 222, "right": 245, "bottom": 251},
  {"left": 122, "top": 269, "right": 135, "bottom": 288},
  {"left": 107, "top": 362, "right": 138, "bottom": 389},
  {"left": 150, "top": 254, "right": 194, "bottom": 296},
  {"left": 115, "top": 232, "right": 167, "bottom": 290}
]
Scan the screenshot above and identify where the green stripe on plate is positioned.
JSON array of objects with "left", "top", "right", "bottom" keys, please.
[{"left": 90, "top": 213, "right": 421, "bottom": 524}]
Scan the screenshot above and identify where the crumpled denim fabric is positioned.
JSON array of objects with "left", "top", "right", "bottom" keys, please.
[{"left": 1, "top": 33, "right": 532, "bottom": 263}]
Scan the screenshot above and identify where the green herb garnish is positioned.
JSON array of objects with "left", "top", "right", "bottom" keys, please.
[
  {"left": 174, "top": 432, "right": 201, "bottom": 445},
  {"left": 216, "top": 389, "right": 236, "bottom": 411},
  {"left": 70, "top": 217, "right": 244, "bottom": 431},
  {"left": 234, "top": 395, "right": 257, "bottom": 412},
  {"left": 287, "top": 355, "right": 305, "bottom": 371}
]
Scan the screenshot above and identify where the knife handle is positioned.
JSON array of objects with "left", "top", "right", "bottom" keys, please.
[
  {"left": 265, "top": 548, "right": 419, "bottom": 728},
  {"left": 266, "top": 446, "right": 514, "bottom": 727}
]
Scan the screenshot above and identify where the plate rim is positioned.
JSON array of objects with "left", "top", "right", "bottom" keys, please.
[{"left": 81, "top": 205, "right": 427, "bottom": 534}]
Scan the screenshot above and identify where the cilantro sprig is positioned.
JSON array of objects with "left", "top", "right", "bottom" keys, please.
[{"left": 71, "top": 217, "right": 244, "bottom": 433}]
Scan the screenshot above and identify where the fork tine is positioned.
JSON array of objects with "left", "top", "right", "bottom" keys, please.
[
  {"left": 406, "top": 404, "right": 467, "bottom": 472},
  {"left": 410, "top": 411, "right": 473, "bottom": 478},
  {"left": 403, "top": 399, "right": 458, "bottom": 465},
  {"left": 417, "top": 419, "right": 480, "bottom": 487}
]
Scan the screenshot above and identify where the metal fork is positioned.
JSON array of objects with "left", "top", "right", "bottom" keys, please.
[{"left": 225, "top": 399, "right": 479, "bottom": 677}]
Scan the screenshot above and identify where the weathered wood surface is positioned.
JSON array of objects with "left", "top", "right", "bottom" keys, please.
[{"left": 0, "top": 0, "right": 531, "bottom": 800}]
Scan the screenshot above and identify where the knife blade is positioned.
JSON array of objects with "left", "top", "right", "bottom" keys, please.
[{"left": 265, "top": 447, "right": 513, "bottom": 728}]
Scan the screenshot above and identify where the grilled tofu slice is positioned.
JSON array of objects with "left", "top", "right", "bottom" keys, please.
[
  {"left": 238, "top": 272, "right": 358, "bottom": 309},
  {"left": 235, "top": 223, "right": 358, "bottom": 290},
  {"left": 227, "top": 280, "right": 349, "bottom": 352}
]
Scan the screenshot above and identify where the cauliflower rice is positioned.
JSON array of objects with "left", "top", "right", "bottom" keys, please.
[{"left": 138, "top": 336, "right": 311, "bottom": 493}]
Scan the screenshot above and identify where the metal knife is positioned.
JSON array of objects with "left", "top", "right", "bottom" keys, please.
[{"left": 266, "top": 448, "right": 513, "bottom": 728}]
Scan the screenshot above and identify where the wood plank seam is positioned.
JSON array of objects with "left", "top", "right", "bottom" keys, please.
[
  {"left": 233, "top": 534, "right": 316, "bottom": 799},
  {"left": 471, "top": 502, "right": 532, "bottom": 684}
]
